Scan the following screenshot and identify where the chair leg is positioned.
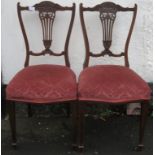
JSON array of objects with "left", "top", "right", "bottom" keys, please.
[
  {"left": 72, "top": 102, "right": 79, "bottom": 149},
  {"left": 7, "top": 101, "right": 17, "bottom": 148},
  {"left": 135, "top": 101, "right": 149, "bottom": 151},
  {"left": 66, "top": 103, "right": 71, "bottom": 118},
  {"left": 73, "top": 102, "right": 85, "bottom": 152},
  {"left": 27, "top": 104, "right": 33, "bottom": 117},
  {"left": 78, "top": 103, "right": 85, "bottom": 151}
]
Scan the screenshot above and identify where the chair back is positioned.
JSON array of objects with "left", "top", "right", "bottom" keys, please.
[
  {"left": 80, "top": 2, "right": 137, "bottom": 68},
  {"left": 17, "top": 1, "right": 75, "bottom": 67}
]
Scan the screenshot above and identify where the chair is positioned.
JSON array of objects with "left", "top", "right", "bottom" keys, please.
[
  {"left": 76, "top": 2, "right": 151, "bottom": 151},
  {"left": 6, "top": 1, "right": 76, "bottom": 147}
]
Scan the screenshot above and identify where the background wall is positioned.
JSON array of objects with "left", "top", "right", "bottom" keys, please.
[{"left": 2, "top": 0, "right": 153, "bottom": 84}]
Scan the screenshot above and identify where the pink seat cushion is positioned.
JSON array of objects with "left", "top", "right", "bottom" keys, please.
[
  {"left": 6, "top": 65, "right": 77, "bottom": 104},
  {"left": 78, "top": 65, "right": 151, "bottom": 103}
]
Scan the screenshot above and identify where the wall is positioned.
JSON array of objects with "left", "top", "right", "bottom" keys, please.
[{"left": 2, "top": 0, "right": 153, "bottom": 84}]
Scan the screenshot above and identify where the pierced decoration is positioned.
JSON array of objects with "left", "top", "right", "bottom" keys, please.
[
  {"left": 99, "top": 7, "right": 117, "bottom": 51},
  {"left": 34, "top": 1, "right": 59, "bottom": 51},
  {"left": 39, "top": 11, "right": 55, "bottom": 50}
]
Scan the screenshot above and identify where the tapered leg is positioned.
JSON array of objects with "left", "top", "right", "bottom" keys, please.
[
  {"left": 79, "top": 103, "right": 85, "bottom": 151},
  {"left": 73, "top": 102, "right": 85, "bottom": 152},
  {"left": 7, "top": 101, "right": 17, "bottom": 148},
  {"left": 135, "top": 101, "right": 149, "bottom": 151},
  {"left": 71, "top": 102, "right": 79, "bottom": 149},
  {"left": 27, "top": 104, "right": 33, "bottom": 117}
]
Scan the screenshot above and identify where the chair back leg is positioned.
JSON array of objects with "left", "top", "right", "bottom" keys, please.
[
  {"left": 66, "top": 103, "right": 71, "bottom": 117},
  {"left": 27, "top": 104, "right": 33, "bottom": 117}
]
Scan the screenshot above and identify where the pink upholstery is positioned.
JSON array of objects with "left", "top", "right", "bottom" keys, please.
[
  {"left": 6, "top": 64, "right": 77, "bottom": 104},
  {"left": 78, "top": 65, "right": 151, "bottom": 103}
]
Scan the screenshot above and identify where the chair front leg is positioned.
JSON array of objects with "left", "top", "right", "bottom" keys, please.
[
  {"left": 72, "top": 101, "right": 79, "bottom": 149},
  {"left": 7, "top": 101, "right": 17, "bottom": 148},
  {"left": 135, "top": 101, "right": 149, "bottom": 151},
  {"left": 77, "top": 102, "right": 85, "bottom": 152},
  {"left": 72, "top": 101, "right": 85, "bottom": 152}
]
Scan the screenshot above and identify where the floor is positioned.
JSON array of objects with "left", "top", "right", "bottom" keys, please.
[{"left": 1, "top": 105, "right": 153, "bottom": 155}]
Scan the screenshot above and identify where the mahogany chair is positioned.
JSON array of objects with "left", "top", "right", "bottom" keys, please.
[
  {"left": 6, "top": 1, "right": 76, "bottom": 147},
  {"left": 76, "top": 2, "right": 151, "bottom": 151}
]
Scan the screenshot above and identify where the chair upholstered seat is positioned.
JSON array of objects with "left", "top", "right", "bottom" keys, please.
[
  {"left": 78, "top": 65, "right": 151, "bottom": 103},
  {"left": 6, "top": 64, "right": 77, "bottom": 104}
]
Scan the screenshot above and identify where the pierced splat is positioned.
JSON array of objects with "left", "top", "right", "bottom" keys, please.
[
  {"left": 99, "top": 3, "right": 117, "bottom": 54},
  {"left": 34, "top": 1, "right": 58, "bottom": 52},
  {"left": 39, "top": 11, "right": 55, "bottom": 51}
]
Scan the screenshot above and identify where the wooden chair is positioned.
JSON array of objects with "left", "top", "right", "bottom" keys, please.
[
  {"left": 6, "top": 1, "right": 76, "bottom": 147},
  {"left": 76, "top": 2, "right": 151, "bottom": 151}
]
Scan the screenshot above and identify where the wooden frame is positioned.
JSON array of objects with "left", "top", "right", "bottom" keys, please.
[{"left": 75, "top": 2, "right": 150, "bottom": 152}]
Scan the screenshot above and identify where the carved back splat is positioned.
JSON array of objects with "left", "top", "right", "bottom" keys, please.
[
  {"left": 17, "top": 1, "right": 75, "bottom": 67},
  {"left": 39, "top": 11, "right": 55, "bottom": 50},
  {"left": 99, "top": 3, "right": 117, "bottom": 52},
  {"left": 35, "top": 2, "right": 56, "bottom": 51},
  {"left": 80, "top": 2, "right": 137, "bottom": 68}
]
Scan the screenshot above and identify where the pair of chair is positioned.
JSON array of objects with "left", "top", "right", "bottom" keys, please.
[{"left": 6, "top": 1, "right": 151, "bottom": 152}]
